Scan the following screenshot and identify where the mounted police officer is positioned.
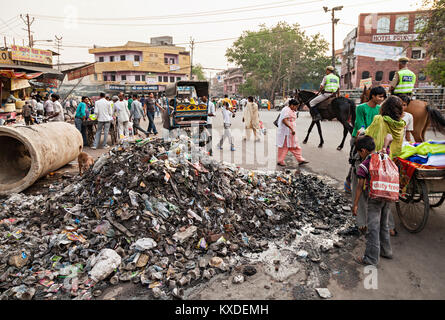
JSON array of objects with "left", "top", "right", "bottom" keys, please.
[
  {"left": 309, "top": 66, "right": 340, "bottom": 121},
  {"left": 390, "top": 57, "right": 416, "bottom": 97}
]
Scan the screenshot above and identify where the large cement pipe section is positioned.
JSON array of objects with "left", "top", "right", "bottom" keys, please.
[{"left": 0, "top": 122, "right": 82, "bottom": 196}]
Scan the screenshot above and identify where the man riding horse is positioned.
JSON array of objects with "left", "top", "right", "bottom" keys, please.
[
  {"left": 309, "top": 66, "right": 340, "bottom": 121},
  {"left": 390, "top": 57, "right": 416, "bottom": 99}
]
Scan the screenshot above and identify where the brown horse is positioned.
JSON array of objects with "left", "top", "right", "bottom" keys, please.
[{"left": 360, "top": 86, "right": 445, "bottom": 142}]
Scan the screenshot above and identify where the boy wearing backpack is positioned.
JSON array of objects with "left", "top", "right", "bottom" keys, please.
[{"left": 352, "top": 135, "right": 393, "bottom": 265}]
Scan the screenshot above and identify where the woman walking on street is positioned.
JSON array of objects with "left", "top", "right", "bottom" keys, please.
[{"left": 276, "top": 99, "right": 309, "bottom": 167}]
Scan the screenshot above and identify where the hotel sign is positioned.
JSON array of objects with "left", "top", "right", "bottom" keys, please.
[{"left": 372, "top": 34, "right": 419, "bottom": 43}]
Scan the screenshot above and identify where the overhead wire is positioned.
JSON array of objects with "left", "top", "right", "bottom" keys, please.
[{"left": 31, "top": 0, "right": 322, "bottom": 21}]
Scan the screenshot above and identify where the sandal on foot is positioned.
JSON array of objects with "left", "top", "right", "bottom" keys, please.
[
  {"left": 298, "top": 161, "right": 309, "bottom": 166},
  {"left": 354, "top": 256, "right": 371, "bottom": 266},
  {"left": 277, "top": 162, "right": 286, "bottom": 166}
]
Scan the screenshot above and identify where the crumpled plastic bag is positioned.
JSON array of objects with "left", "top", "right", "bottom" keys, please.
[
  {"left": 89, "top": 249, "right": 122, "bottom": 282},
  {"left": 130, "top": 238, "right": 158, "bottom": 251}
]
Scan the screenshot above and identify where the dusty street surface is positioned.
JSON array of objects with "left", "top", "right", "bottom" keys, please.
[{"left": 21, "top": 110, "right": 445, "bottom": 300}]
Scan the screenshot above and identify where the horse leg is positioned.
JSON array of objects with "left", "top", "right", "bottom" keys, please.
[
  {"left": 337, "top": 122, "right": 349, "bottom": 150},
  {"left": 315, "top": 121, "right": 324, "bottom": 148},
  {"left": 303, "top": 121, "right": 315, "bottom": 144}
]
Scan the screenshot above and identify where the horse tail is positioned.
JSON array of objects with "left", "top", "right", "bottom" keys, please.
[
  {"left": 427, "top": 106, "right": 445, "bottom": 135},
  {"left": 349, "top": 99, "right": 356, "bottom": 126}
]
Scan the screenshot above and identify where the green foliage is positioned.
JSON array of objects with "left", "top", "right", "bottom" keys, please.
[
  {"left": 419, "top": 0, "right": 445, "bottom": 86},
  {"left": 191, "top": 64, "right": 206, "bottom": 80},
  {"left": 425, "top": 60, "right": 445, "bottom": 87},
  {"left": 225, "top": 22, "right": 330, "bottom": 100}
]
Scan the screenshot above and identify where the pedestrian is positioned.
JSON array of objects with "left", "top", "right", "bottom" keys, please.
[
  {"left": 202, "top": 95, "right": 215, "bottom": 155},
  {"left": 75, "top": 96, "right": 89, "bottom": 147},
  {"left": 242, "top": 96, "right": 260, "bottom": 142},
  {"left": 127, "top": 95, "right": 133, "bottom": 111},
  {"left": 116, "top": 92, "right": 131, "bottom": 138},
  {"left": 144, "top": 92, "right": 161, "bottom": 135},
  {"left": 352, "top": 135, "right": 393, "bottom": 266},
  {"left": 155, "top": 95, "right": 162, "bottom": 117},
  {"left": 345, "top": 86, "right": 386, "bottom": 230},
  {"left": 217, "top": 102, "right": 236, "bottom": 151},
  {"left": 43, "top": 95, "right": 54, "bottom": 117},
  {"left": 92, "top": 92, "right": 113, "bottom": 149},
  {"left": 22, "top": 100, "right": 33, "bottom": 125},
  {"left": 48, "top": 94, "right": 65, "bottom": 122},
  {"left": 399, "top": 94, "right": 414, "bottom": 143},
  {"left": 35, "top": 97, "right": 44, "bottom": 116},
  {"left": 130, "top": 94, "right": 145, "bottom": 136},
  {"left": 276, "top": 99, "right": 308, "bottom": 167},
  {"left": 364, "top": 95, "right": 406, "bottom": 238}
]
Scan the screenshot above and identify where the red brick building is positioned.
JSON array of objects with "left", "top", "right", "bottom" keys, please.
[{"left": 341, "top": 10, "right": 431, "bottom": 89}]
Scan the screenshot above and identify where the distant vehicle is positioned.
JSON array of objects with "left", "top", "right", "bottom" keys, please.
[
  {"left": 259, "top": 99, "right": 270, "bottom": 109},
  {"left": 274, "top": 98, "right": 285, "bottom": 109}
]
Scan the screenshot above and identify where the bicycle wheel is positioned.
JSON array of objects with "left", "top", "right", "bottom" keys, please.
[
  {"left": 396, "top": 179, "right": 429, "bottom": 233},
  {"left": 428, "top": 192, "right": 445, "bottom": 208}
]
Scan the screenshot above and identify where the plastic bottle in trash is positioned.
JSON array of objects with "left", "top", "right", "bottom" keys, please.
[{"left": 128, "top": 127, "right": 135, "bottom": 142}]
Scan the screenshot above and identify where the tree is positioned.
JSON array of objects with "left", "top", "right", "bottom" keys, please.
[
  {"left": 226, "top": 22, "right": 330, "bottom": 102},
  {"left": 418, "top": 0, "right": 445, "bottom": 86},
  {"left": 191, "top": 64, "right": 206, "bottom": 81}
]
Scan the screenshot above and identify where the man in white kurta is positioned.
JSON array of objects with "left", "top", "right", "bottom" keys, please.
[
  {"left": 115, "top": 92, "right": 131, "bottom": 138},
  {"left": 242, "top": 96, "right": 260, "bottom": 142}
]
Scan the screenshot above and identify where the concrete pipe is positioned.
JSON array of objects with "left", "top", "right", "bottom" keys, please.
[{"left": 0, "top": 122, "right": 83, "bottom": 196}]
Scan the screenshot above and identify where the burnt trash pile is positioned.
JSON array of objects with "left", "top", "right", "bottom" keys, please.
[{"left": 0, "top": 136, "right": 353, "bottom": 300}]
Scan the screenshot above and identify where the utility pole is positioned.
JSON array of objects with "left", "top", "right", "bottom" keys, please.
[
  {"left": 55, "top": 36, "right": 63, "bottom": 70},
  {"left": 20, "top": 14, "right": 34, "bottom": 47},
  {"left": 189, "top": 37, "right": 195, "bottom": 80},
  {"left": 323, "top": 6, "right": 343, "bottom": 69}
]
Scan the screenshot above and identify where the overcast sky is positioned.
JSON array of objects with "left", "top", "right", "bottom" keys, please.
[{"left": 0, "top": 0, "right": 424, "bottom": 76}]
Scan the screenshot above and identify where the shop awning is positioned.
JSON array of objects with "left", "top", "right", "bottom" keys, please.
[
  {"left": 0, "top": 63, "right": 64, "bottom": 80},
  {"left": 62, "top": 63, "right": 96, "bottom": 81},
  {"left": 0, "top": 70, "right": 43, "bottom": 79}
]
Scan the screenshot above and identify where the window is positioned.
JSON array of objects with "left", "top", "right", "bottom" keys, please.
[
  {"left": 375, "top": 71, "right": 383, "bottom": 81},
  {"left": 411, "top": 48, "right": 426, "bottom": 60},
  {"left": 134, "top": 55, "right": 140, "bottom": 62},
  {"left": 141, "top": 75, "right": 145, "bottom": 81},
  {"left": 412, "top": 50, "right": 422, "bottom": 59},
  {"left": 395, "top": 16, "right": 409, "bottom": 33},
  {"left": 110, "top": 56, "right": 115, "bottom": 62},
  {"left": 158, "top": 76, "right": 163, "bottom": 82},
  {"left": 389, "top": 71, "right": 396, "bottom": 81},
  {"left": 363, "top": 15, "right": 373, "bottom": 34},
  {"left": 415, "top": 16, "right": 427, "bottom": 32},
  {"left": 99, "top": 56, "right": 104, "bottom": 62},
  {"left": 135, "top": 75, "right": 141, "bottom": 81},
  {"left": 361, "top": 71, "right": 370, "bottom": 79},
  {"left": 103, "top": 75, "right": 108, "bottom": 81},
  {"left": 164, "top": 57, "right": 168, "bottom": 64},
  {"left": 176, "top": 77, "right": 181, "bottom": 81},
  {"left": 418, "top": 72, "right": 426, "bottom": 81},
  {"left": 169, "top": 58, "right": 175, "bottom": 64},
  {"left": 377, "top": 17, "right": 390, "bottom": 33},
  {"left": 163, "top": 76, "right": 168, "bottom": 82},
  {"left": 121, "top": 75, "right": 127, "bottom": 81},
  {"left": 94, "top": 74, "right": 98, "bottom": 81},
  {"left": 111, "top": 75, "right": 116, "bottom": 82},
  {"left": 170, "top": 76, "right": 175, "bottom": 82},
  {"left": 120, "top": 55, "right": 126, "bottom": 61}
]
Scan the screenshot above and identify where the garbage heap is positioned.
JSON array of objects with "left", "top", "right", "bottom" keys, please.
[{"left": 0, "top": 136, "right": 353, "bottom": 300}]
